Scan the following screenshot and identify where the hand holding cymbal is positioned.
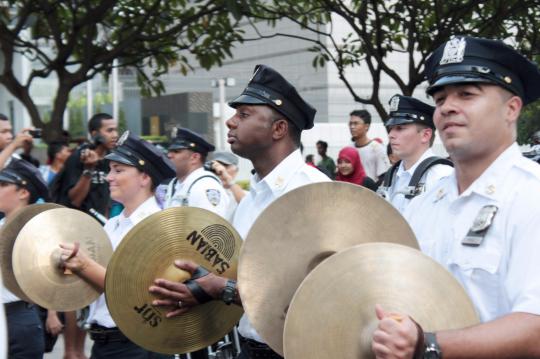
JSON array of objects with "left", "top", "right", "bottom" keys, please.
[
  {"left": 372, "top": 305, "right": 419, "bottom": 359},
  {"left": 150, "top": 260, "right": 228, "bottom": 318}
]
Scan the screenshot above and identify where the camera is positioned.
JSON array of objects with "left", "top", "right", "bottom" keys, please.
[
  {"left": 204, "top": 160, "right": 216, "bottom": 173},
  {"left": 29, "top": 129, "right": 42, "bottom": 138}
]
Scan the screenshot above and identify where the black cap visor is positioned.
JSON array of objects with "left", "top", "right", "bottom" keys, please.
[
  {"left": 228, "top": 93, "right": 268, "bottom": 108},
  {"left": 105, "top": 151, "right": 136, "bottom": 167},
  {"left": 0, "top": 171, "right": 20, "bottom": 185},
  {"left": 426, "top": 75, "right": 496, "bottom": 96},
  {"left": 385, "top": 117, "right": 417, "bottom": 128}
]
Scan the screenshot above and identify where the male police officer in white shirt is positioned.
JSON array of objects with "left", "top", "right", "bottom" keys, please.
[
  {"left": 149, "top": 64, "right": 329, "bottom": 359},
  {"left": 372, "top": 36, "right": 540, "bottom": 359},
  {"left": 378, "top": 95, "right": 453, "bottom": 213},
  {"left": 164, "top": 128, "right": 231, "bottom": 220}
]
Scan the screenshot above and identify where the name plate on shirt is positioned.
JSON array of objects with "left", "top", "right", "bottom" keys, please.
[{"left": 462, "top": 205, "right": 498, "bottom": 247}]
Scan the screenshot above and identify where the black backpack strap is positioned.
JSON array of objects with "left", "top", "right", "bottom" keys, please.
[
  {"left": 377, "top": 161, "right": 401, "bottom": 199},
  {"left": 405, "top": 156, "right": 453, "bottom": 199},
  {"left": 383, "top": 161, "right": 401, "bottom": 187}
]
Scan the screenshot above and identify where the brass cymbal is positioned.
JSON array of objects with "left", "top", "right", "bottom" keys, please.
[
  {"left": 0, "top": 203, "right": 63, "bottom": 301},
  {"left": 284, "top": 243, "right": 479, "bottom": 359},
  {"left": 105, "top": 207, "right": 244, "bottom": 355},
  {"left": 12, "top": 208, "right": 112, "bottom": 311},
  {"left": 238, "top": 182, "right": 419, "bottom": 355}
]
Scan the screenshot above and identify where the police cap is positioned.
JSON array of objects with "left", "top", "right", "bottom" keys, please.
[
  {"left": 385, "top": 95, "right": 435, "bottom": 129},
  {"left": 105, "top": 131, "right": 175, "bottom": 185},
  {"left": 210, "top": 151, "right": 238, "bottom": 166},
  {"left": 229, "top": 64, "right": 317, "bottom": 130},
  {"left": 168, "top": 127, "right": 215, "bottom": 155},
  {"left": 425, "top": 36, "right": 540, "bottom": 105},
  {"left": 0, "top": 159, "right": 49, "bottom": 203}
]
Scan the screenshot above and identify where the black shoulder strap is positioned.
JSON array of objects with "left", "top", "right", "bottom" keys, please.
[
  {"left": 382, "top": 161, "right": 401, "bottom": 187},
  {"left": 405, "top": 156, "right": 453, "bottom": 199}
]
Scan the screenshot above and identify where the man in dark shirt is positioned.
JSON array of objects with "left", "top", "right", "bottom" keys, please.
[{"left": 60, "top": 113, "right": 118, "bottom": 216}]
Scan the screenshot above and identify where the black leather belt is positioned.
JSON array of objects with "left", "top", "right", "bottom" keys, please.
[
  {"left": 4, "top": 301, "right": 33, "bottom": 315},
  {"left": 88, "top": 324, "right": 128, "bottom": 343},
  {"left": 239, "top": 336, "right": 283, "bottom": 359}
]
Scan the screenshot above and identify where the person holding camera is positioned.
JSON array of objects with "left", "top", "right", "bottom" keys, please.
[
  {"left": 57, "top": 113, "right": 118, "bottom": 216},
  {"left": 164, "top": 127, "right": 231, "bottom": 221},
  {"left": 0, "top": 113, "right": 37, "bottom": 169}
]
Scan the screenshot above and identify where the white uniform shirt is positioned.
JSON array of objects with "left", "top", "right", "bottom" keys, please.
[
  {"left": 353, "top": 140, "right": 390, "bottom": 179},
  {"left": 235, "top": 149, "right": 330, "bottom": 341},
  {"left": 0, "top": 218, "right": 19, "bottom": 304},
  {"left": 404, "top": 143, "right": 540, "bottom": 322},
  {"left": 87, "top": 196, "right": 161, "bottom": 328},
  {"left": 164, "top": 167, "right": 231, "bottom": 221},
  {"left": 387, "top": 149, "right": 453, "bottom": 214}
]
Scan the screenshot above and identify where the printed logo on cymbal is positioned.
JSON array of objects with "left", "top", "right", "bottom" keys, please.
[{"left": 186, "top": 224, "right": 236, "bottom": 274}]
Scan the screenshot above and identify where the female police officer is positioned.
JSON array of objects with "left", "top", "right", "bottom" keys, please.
[{"left": 60, "top": 132, "right": 175, "bottom": 359}]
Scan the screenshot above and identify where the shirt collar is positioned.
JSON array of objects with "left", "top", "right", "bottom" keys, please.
[
  {"left": 462, "top": 143, "right": 521, "bottom": 200},
  {"left": 118, "top": 196, "right": 160, "bottom": 226},
  {"left": 178, "top": 167, "right": 206, "bottom": 187},
  {"left": 434, "top": 143, "right": 520, "bottom": 202},
  {"left": 397, "top": 148, "right": 436, "bottom": 177},
  {"left": 249, "top": 149, "right": 304, "bottom": 196}
]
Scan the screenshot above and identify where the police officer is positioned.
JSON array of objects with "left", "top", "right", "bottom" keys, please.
[
  {"left": 149, "top": 64, "right": 330, "bottom": 359},
  {"left": 60, "top": 131, "right": 175, "bottom": 359},
  {"left": 378, "top": 95, "right": 453, "bottom": 213},
  {"left": 0, "top": 159, "right": 50, "bottom": 358},
  {"left": 164, "top": 128, "right": 231, "bottom": 220},
  {"left": 372, "top": 36, "right": 540, "bottom": 359}
]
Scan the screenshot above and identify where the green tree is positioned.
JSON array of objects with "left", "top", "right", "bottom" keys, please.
[
  {"left": 0, "top": 0, "right": 243, "bottom": 141},
  {"left": 241, "top": 0, "right": 540, "bottom": 119}
]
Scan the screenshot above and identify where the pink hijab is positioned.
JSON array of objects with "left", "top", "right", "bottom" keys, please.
[{"left": 336, "top": 146, "right": 367, "bottom": 185}]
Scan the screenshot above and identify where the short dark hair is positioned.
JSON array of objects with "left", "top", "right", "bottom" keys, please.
[
  {"left": 316, "top": 140, "right": 328, "bottom": 150},
  {"left": 47, "top": 142, "right": 68, "bottom": 162},
  {"left": 349, "top": 110, "right": 371, "bottom": 125},
  {"left": 88, "top": 113, "right": 113, "bottom": 133},
  {"left": 0, "top": 113, "right": 8, "bottom": 122}
]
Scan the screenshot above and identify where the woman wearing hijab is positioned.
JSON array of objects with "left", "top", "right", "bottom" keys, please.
[{"left": 335, "top": 146, "right": 378, "bottom": 191}]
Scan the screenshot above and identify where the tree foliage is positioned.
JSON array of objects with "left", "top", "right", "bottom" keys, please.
[
  {"left": 240, "top": 0, "right": 540, "bottom": 122},
  {"left": 0, "top": 0, "right": 244, "bottom": 141}
]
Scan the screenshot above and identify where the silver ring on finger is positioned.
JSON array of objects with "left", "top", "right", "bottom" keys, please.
[{"left": 177, "top": 300, "right": 183, "bottom": 308}]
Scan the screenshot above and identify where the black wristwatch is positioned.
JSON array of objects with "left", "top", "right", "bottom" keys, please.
[
  {"left": 424, "top": 332, "right": 442, "bottom": 359},
  {"left": 221, "top": 279, "right": 237, "bottom": 305}
]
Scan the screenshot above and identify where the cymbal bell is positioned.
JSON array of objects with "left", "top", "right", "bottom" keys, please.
[
  {"left": 105, "top": 207, "right": 244, "bottom": 355},
  {"left": 238, "top": 182, "right": 419, "bottom": 355},
  {"left": 0, "top": 203, "right": 63, "bottom": 301},
  {"left": 284, "top": 243, "right": 479, "bottom": 359},
  {"left": 12, "top": 208, "right": 112, "bottom": 311}
]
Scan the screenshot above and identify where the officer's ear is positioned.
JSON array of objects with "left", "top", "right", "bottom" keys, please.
[
  {"left": 504, "top": 93, "right": 522, "bottom": 126},
  {"left": 139, "top": 171, "right": 152, "bottom": 189},
  {"left": 16, "top": 187, "right": 31, "bottom": 203},
  {"left": 271, "top": 118, "right": 288, "bottom": 141}
]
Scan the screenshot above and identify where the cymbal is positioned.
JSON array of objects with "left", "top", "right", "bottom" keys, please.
[
  {"left": 105, "top": 207, "right": 244, "bottom": 355},
  {"left": 238, "top": 182, "right": 419, "bottom": 354},
  {"left": 12, "top": 208, "right": 112, "bottom": 311},
  {"left": 0, "top": 203, "right": 63, "bottom": 301},
  {"left": 284, "top": 243, "right": 479, "bottom": 359}
]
